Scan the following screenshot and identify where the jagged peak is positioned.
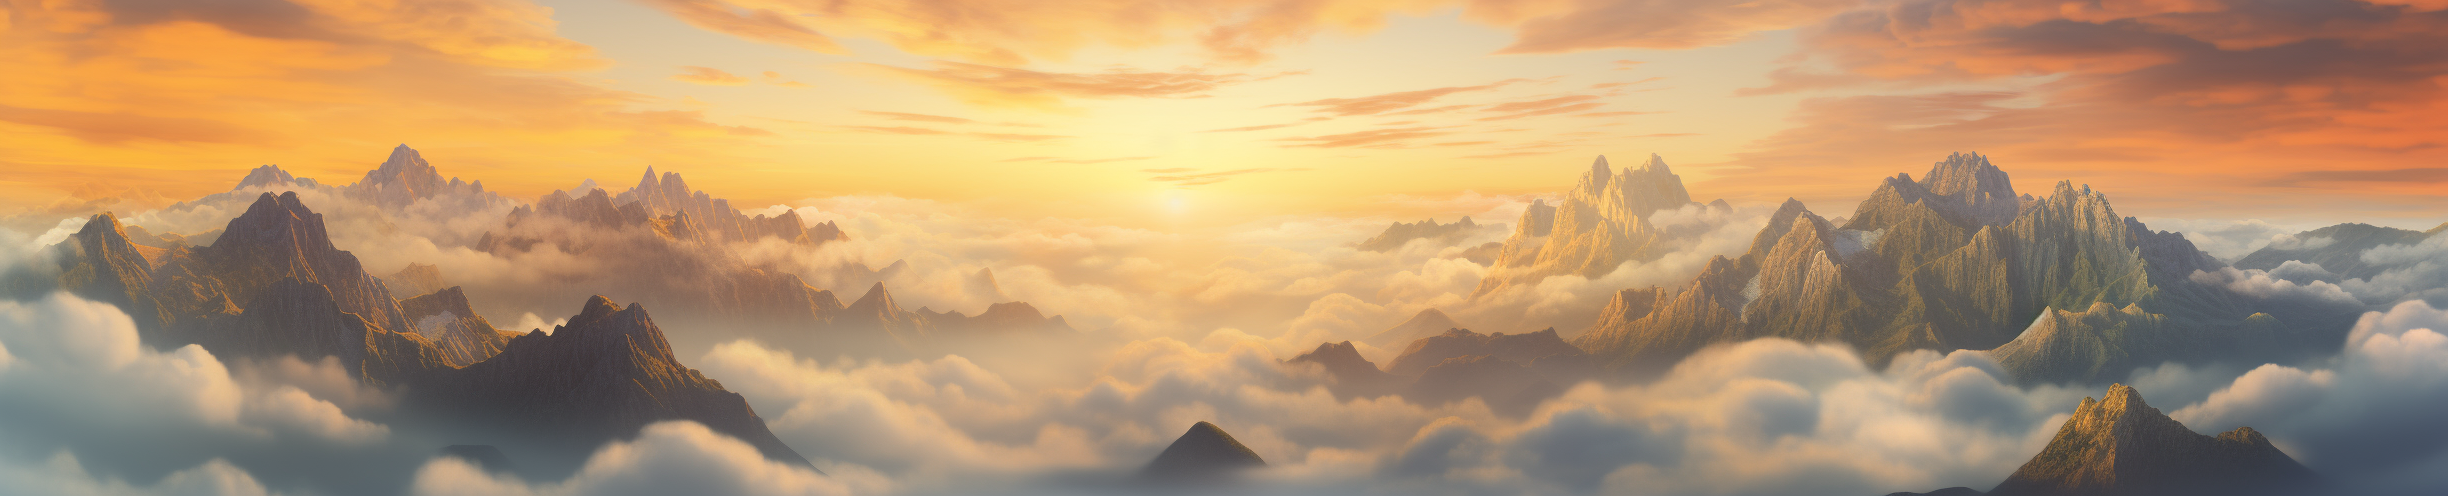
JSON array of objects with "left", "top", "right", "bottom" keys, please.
[
  {"left": 1574, "top": 156, "right": 1614, "bottom": 199},
  {"left": 236, "top": 165, "right": 301, "bottom": 190},
  {"left": 1921, "top": 151, "right": 2014, "bottom": 197},
  {"left": 848, "top": 282, "right": 901, "bottom": 315},
  {"left": 574, "top": 295, "right": 624, "bottom": 322},
  {"left": 75, "top": 212, "right": 126, "bottom": 238},
  {"left": 1633, "top": 152, "right": 1671, "bottom": 174}
]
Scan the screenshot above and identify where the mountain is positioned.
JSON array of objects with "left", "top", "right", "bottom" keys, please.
[
  {"left": 47, "top": 214, "right": 170, "bottom": 337},
  {"left": 184, "top": 192, "right": 415, "bottom": 334},
  {"left": 1140, "top": 421, "right": 1266, "bottom": 482},
  {"left": 188, "top": 277, "right": 451, "bottom": 387},
  {"left": 917, "top": 301, "right": 1073, "bottom": 334},
  {"left": 618, "top": 167, "right": 847, "bottom": 245},
  {"left": 350, "top": 145, "right": 493, "bottom": 208},
  {"left": 1572, "top": 153, "right": 2353, "bottom": 383},
  {"left": 1357, "top": 217, "right": 1491, "bottom": 252},
  {"left": 385, "top": 262, "right": 449, "bottom": 297},
  {"left": 400, "top": 286, "right": 519, "bottom": 367},
  {"left": 1365, "top": 308, "right": 1464, "bottom": 348},
  {"left": 235, "top": 164, "right": 320, "bottom": 190},
  {"left": 2234, "top": 222, "right": 2435, "bottom": 280},
  {"left": 1987, "top": 384, "right": 2321, "bottom": 496},
  {"left": 1387, "top": 328, "right": 1587, "bottom": 377},
  {"left": 1475, "top": 154, "right": 1714, "bottom": 297},
  {"left": 1384, "top": 328, "right": 1597, "bottom": 416},
  {"left": 1285, "top": 341, "right": 1398, "bottom": 399},
  {"left": 411, "top": 296, "right": 811, "bottom": 467}
]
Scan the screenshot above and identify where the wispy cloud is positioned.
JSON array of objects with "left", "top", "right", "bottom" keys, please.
[
  {"left": 1274, "top": 80, "right": 1526, "bottom": 116},
  {"left": 860, "top": 111, "right": 975, "bottom": 124},
  {"left": 1275, "top": 126, "right": 1452, "bottom": 148},
  {"left": 1481, "top": 102, "right": 1606, "bottom": 121},
  {"left": 869, "top": 60, "right": 1282, "bottom": 109},
  {"left": 1144, "top": 167, "right": 1302, "bottom": 186},
  {"left": 673, "top": 66, "right": 750, "bottom": 85},
  {"left": 1009, "top": 156, "right": 1155, "bottom": 164}
]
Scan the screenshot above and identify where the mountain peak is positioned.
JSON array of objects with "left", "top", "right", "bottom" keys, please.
[
  {"left": 1634, "top": 152, "right": 1671, "bottom": 174},
  {"left": 1573, "top": 155, "right": 1615, "bottom": 200},
  {"left": 1991, "top": 384, "right": 2322, "bottom": 496},
  {"left": 235, "top": 165, "right": 305, "bottom": 190},
  {"left": 1141, "top": 421, "right": 1266, "bottom": 481}
]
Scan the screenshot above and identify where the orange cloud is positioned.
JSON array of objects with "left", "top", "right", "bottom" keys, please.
[
  {"left": 1276, "top": 126, "right": 1451, "bottom": 148},
  {"left": 1697, "top": 0, "right": 2448, "bottom": 218},
  {"left": 859, "top": 111, "right": 975, "bottom": 124},
  {"left": 1276, "top": 81, "right": 1524, "bottom": 116},
  {"left": 0, "top": 0, "right": 775, "bottom": 215},
  {"left": 866, "top": 60, "right": 1270, "bottom": 109},
  {"left": 673, "top": 66, "right": 751, "bottom": 85}
]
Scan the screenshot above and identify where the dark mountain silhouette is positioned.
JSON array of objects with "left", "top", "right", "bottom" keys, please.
[
  {"left": 2234, "top": 222, "right": 2439, "bottom": 280},
  {"left": 1141, "top": 421, "right": 1266, "bottom": 482},
  {"left": 1883, "top": 385, "right": 2322, "bottom": 496},
  {"left": 1286, "top": 341, "right": 1399, "bottom": 399},
  {"left": 412, "top": 296, "right": 811, "bottom": 467}
]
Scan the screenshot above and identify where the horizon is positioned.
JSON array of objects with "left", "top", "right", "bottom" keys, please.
[{"left": 4, "top": 1, "right": 2448, "bottom": 496}]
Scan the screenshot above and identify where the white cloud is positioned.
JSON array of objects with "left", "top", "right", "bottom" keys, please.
[
  {"left": 2167, "top": 300, "right": 2448, "bottom": 495},
  {"left": 407, "top": 421, "right": 876, "bottom": 496},
  {"left": 0, "top": 452, "right": 278, "bottom": 496}
]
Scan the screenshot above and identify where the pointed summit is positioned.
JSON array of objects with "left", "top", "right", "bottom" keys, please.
[
  {"left": 1572, "top": 155, "right": 1614, "bottom": 201},
  {"left": 1141, "top": 421, "right": 1266, "bottom": 481},
  {"left": 1634, "top": 152, "right": 1671, "bottom": 174},
  {"left": 1988, "top": 384, "right": 2322, "bottom": 496},
  {"left": 235, "top": 165, "right": 304, "bottom": 190},
  {"left": 351, "top": 144, "right": 452, "bottom": 207}
]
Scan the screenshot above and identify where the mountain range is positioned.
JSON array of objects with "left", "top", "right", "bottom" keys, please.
[{"left": 1561, "top": 152, "right": 2360, "bottom": 383}]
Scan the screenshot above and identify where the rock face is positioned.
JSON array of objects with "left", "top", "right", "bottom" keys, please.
[
  {"left": 386, "top": 262, "right": 449, "bottom": 297},
  {"left": 1141, "top": 421, "right": 1266, "bottom": 482},
  {"left": 1475, "top": 154, "right": 1714, "bottom": 297},
  {"left": 49, "top": 214, "right": 169, "bottom": 337},
  {"left": 1572, "top": 153, "right": 2353, "bottom": 383},
  {"left": 400, "top": 286, "right": 519, "bottom": 367},
  {"left": 1358, "top": 217, "right": 1491, "bottom": 252},
  {"left": 2234, "top": 222, "right": 2435, "bottom": 280},
  {"left": 1987, "top": 384, "right": 2321, "bottom": 496},
  {"left": 618, "top": 167, "right": 843, "bottom": 245},
  {"left": 191, "top": 192, "right": 415, "bottom": 333},
  {"left": 413, "top": 296, "right": 811, "bottom": 467}
]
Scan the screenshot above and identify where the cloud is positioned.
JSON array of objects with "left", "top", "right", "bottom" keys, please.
[
  {"left": 1147, "top": 168, "right": 1298, "bottom": 186},
  {"left": 638, "top": 0, "right": 846, "bottom": 54},
  {"left": 1482, "top": 0, "right": 1865, "bottom": 54},
  {"left": 2275, "top": 168, "right": 2448, "bottom": 185},
  {"left": 1478, "top": 102, "right": 1605, "bottom": 121},
  {"left": 859, "top": 111, "right": 975, "bottom": 124},
  {"left": 2166, "top": 300, "right": 2448, "bottom": 495},
  {"left": 673, "top": 66, "right": 751, "bottom": 85},
  {"left": 1704, "top": 0, "right": 2448, "bottom": 218},
  {"left": 1277, "top": 127, "right": 1453, "bottom": 148},
  {"left": 867, "top": 61, "right": 1272, "bottom": 109},
  {"left": 409, "top": 421, "right": 877, "bottom": 496},
  {"left": 1202, "top": 122, "right": 1308, "bottom": 133},
  {"left": 1276, "top": 81, "right": 1523, "bottom": 117},
  {"left": 0, "top": 453, "right": 279, "bottom": 496}
]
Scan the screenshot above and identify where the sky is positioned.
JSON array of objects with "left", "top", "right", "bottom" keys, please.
[{"left": 4, "top": 0, "right": 2448, "bottom": 230}]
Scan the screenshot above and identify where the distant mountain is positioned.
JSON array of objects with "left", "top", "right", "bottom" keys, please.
[
  {"left": 619, "top": 167, "right": 846, "bottom": 245},
  {"left": 400, "top": 286, "right": 519, "bottom": 367},
  {"left": 1357, "top": 217, "right": 1492, "bottom": 252},
  {"left": 411, "top": 296, "right": 811, "bottom": 467},
  {"left": 385, "top": 262, "right": 449, "bottom": 297},
  {"left": 1475, "top": 154, "right": 1718, "bottom": 297},
  {"left": 1386, "top": 328, "right": 1597, "bottom": 416},
  {"left": 1572, "top": 153, "right": 2355, "bottom": 383},
  {"left": 1365, "top": 308, "right": 1464, "bottom": 348},
  {"left": 2234, "top": 222, "right": 2439, "bottom": 280},
  {"left": 1285, "top": 341, "right": 1398, "bottom": 399},
  {"left": 350, "top": 145, "right": 495, "bottom": 209},
  {"left": 235, "top": 164, "right": 320, "bottom": 190},
  {"left": 1140, "top": 421, "right": 1266, "bottom": 483}
]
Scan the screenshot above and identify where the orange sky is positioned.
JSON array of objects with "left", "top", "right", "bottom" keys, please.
[{"left": 4, "top": 0, "right": 2446, "bottom": 230}]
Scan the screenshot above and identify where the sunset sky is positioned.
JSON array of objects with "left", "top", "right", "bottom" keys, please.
[{"left": 4, "top": 0, "right": 2445, "bottom": 229}]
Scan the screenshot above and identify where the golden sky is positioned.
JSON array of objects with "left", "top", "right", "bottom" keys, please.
[{"left": 4, "top": 0, "right": 2446, "bottom": 229}]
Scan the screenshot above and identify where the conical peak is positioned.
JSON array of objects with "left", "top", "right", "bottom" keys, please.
[
  {"left": 77, "top": 212, "right": 123, "bottom": 237},
  {"left": 380, "top": 145, "right": 433, "bottom": 173},
  {"left": 576, "top": 295, "right": 624, "bottom": 322},
  {"left": 2100, "top": 383, "right": 2147, "bottom": 412},
  {"left": 1573, "top": 156, "right": 1615, "bottom": 199}
]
